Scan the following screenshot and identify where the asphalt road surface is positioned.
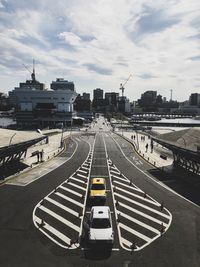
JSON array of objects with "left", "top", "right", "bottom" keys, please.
[{"left": 0, "top": 117, "right": 200, "bottom": 267}]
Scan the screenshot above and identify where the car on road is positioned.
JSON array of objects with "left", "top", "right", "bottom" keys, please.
[
  {"left": 89, "top": 206, "right": 114, "bottom": 244},
  {"left": 89, "top": 178, "right": 106, "bottom": 200}
]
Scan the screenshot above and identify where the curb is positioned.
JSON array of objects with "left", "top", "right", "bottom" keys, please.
[
  {"left": 0, "top": 136, "right": 71, "bottom": 186},
  {"left": 114, "top": 132, "right": 163, "bottom": 169}
]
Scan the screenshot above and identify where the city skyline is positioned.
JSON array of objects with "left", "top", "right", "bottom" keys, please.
[{"left": 0, "top": 0, "right": 199, "bottom": 101}]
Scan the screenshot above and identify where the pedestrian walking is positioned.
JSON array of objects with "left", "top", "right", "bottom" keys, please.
[{"left": 145, "top": 143, "right": 148, "bottom": 152}]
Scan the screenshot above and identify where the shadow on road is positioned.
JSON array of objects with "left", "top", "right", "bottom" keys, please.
[
  {"left": 148, "top": 165, "right": 200, "bottom": 206},
  {"left": 0, "top": 161, "right": 28, "bottom": 180}
]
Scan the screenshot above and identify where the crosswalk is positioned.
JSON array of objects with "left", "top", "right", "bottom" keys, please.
[
  {"left": 32, "top": 150, "right": 93, "bottom": 249},
  {"left": 107, "top": 159, "right": 172, "bottom": 251}
]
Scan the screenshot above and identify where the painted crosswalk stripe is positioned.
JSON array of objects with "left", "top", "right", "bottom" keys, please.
[
  {"left": 118, "top": 201, "right": 167, "bottom": 227},
  {"left": 55, "top": 192, "right": 84, "bottom": 207},
  {"left": 81, "top": 166, "right": 89, "bottom": 170},
  {"left": 114, "top": 186, "right": 159, "bottom": 206},
  {"left": 34, "top": 215, "right": 74, "bottom": 247},
  {"left": 118, "top": 211, "right": 160, "bottom": 234},
  {"left": 67, "top": 181, "right": 86, "bottom": 191},
  {"left": 59, "top": 185, "right": 82, "bottom": 197},
  {"left": 115, "top": 193, "right": 170, "bottom": 219},
  {"left": 78, "top": 169, "right": 88, "bottom": 174},
  {"left": 45, "top": 197, "right": 79, "bottom": 217},
  {"left": 39, "top": 205, "right": 80, "bottom": 232},
  {"left": 113, "top": 180, "right": 142, "bottom": 192},
  {"left": 70, "top": 176, "right": 86, "bottom": 184},
  {"left": 110, "top": 169, "right": 120, "bottom": 175},
  {"left": 76, "top": 173, "right": 87, "bottom": 179},
  {"left": 111, "top": 174, "right": 129, "bottom": 183},
  {"left": 119, "top": 223, "right": 151, "bottom": 242}
]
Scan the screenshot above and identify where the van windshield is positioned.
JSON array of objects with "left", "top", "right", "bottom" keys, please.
[{"left": 91, "top": 218, "right": 111, "bottom": 228}]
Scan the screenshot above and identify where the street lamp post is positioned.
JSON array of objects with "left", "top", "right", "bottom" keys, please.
[{"left": 9, "top": 133, "right": 16, "bottom": 146}]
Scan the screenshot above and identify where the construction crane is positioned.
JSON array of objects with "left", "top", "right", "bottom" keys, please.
[
  {"left": 22, "top": 59, "right": 36, "bottom": 82},
  {"left": 120, "top": 74, "right": 132, "bottom": 97}
]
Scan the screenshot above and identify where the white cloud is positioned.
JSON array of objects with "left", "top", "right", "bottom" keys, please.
[{"left": 0, "top": 0, "right": 199, "bottom": 101}]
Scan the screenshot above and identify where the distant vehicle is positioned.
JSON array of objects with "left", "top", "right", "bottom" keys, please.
[
  {"left": 99, "top": 127, "right": 103, "bottom": 130},
  {"left": 89, "top": 206, "right": 114, "bottom": 244},
  {"left": 90, "top": 178, "right": 106, "bottom": 200}
]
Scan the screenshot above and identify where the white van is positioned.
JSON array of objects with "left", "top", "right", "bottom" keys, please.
[{"left": 89, "top": 206, "right": 114, "bottom": 244}]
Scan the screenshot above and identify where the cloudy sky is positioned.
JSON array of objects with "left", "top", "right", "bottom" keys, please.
[{"left": 0, "top": 0, "right": 199, "bottom": 101}]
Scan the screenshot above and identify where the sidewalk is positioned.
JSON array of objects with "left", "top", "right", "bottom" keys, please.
[
  {"left": 0, "top": 130, "right": 73, "bottom": 185},
  {"left": 116, "top": 130, "right": 173, "bottom": 168}
]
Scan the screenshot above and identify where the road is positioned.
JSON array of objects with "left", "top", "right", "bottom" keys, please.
[{"left": 0, "top": 116, "right": 200, "bottom": 267}]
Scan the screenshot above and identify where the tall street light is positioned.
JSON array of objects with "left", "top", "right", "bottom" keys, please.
[{"left": 9, "top": 133, "right": 16, "bottom": 146}]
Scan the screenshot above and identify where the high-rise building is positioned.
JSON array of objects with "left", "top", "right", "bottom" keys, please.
[
  {"left": 189, "top": 93, "right": 200, "bottom": 106},
  {"left": 93, "top": 88, "right": 103, "bottom": 100},
  {"left": 9, "top": 72, "right": 77, "bottom": 128},
  {"left": 83, "top": 93, "right": 90, "bottom": 100}
]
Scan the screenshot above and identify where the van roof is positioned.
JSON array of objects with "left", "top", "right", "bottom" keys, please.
[{"left": 92, "top": 206, "right": 110, "bottom": 219}]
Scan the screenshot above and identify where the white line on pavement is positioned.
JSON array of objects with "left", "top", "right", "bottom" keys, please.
[
  {"left": 67, "top": 181, "right": 86, "bottom": 191},
  {"left": 59, "top": 185, "right": 82, "bottom": 197},
  {"left": 114, "top": 186, "right": 159, "bottom": 206},
  {"left": 39, "top": 205, "right": 80, "bottom": 232},
  {"left": 55, "top": 192, "right": 84, "bottom": 208},
  {"left": 118, "top": 201, "right": 167, "bottom": 227},
  {"left": 45, "top": 196, "right": 79, "bottom": 217},
  {"left": 115, "top": 193, "right": 170, "bottom": 219},
  {"left": 113, "top": 180, "right": 142, "bottom": 193},
  {"left": 119, "top": 223, "right": 151, "bottom": 242},
  {"left": 70, "top": 176, "right": 86, "bottom": 184},
  {"left": 118, "top": 211, "right": 160, "bottom": 235},
  {"left": 34, "top": 216, "right": 76, "bottom": 248}
]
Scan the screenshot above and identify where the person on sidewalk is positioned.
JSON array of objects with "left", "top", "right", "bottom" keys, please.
[
  {"left": 151, "top": 140, "right": 154, "bottom": 153},
  {"left": 145, "top": 143, "right": 148, "bottom": 152}
]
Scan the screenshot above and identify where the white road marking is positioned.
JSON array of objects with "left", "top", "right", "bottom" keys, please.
[
  {"left": 115, "top": 193, "right": 170, "bottom": 219},
  {"left": 70, "top": 176, "right": 86, "bottom": 184},
  {"left": 110, "top": 169, "right": 120, "bottom": 175},
  {"left": 59, "top": 185, "right": 82, "bottom": 197},
  {"left": 55, "top": 192, "right": 84, "bottom": 207},
  {"left": 34, "top": 216, "right": 76, "bottom": 247},
  {"left": 118, "top": 201, "right": 167, "bottom": 227},
  {"left": 76, "top": 173, "right": 87, "bottom": 179},
  {"left": 120, "top": 237, "right": 134, "bottom": 248},
  {"left": 118, "top": 211, "right": 160, "bottom": 235},
  {"left": 39, "top": 205, "right": 80, "bottom": 232},
  {"left": 112, "top": 180, "right": 142, "bottom": 193},
  {"left": 111, "top": 174, "right": 128, "bottom": 183},
  {"left": 78, "top": 169, "right": 88, "bottom": 174},
  {"left": 114, "top": 186, "right": 159, "bottom": 206},
  {"left": 119, "top": 223, "right": 151, "bottom": 242},
  {"left": 67, "top": 181, "right": 86, "bottom": 191},
  {"left": 45, "top": 196, "right": 79, "bottom": 217},
  {"left": 81, "top": 166, "right": 89, "bottom": 170}
]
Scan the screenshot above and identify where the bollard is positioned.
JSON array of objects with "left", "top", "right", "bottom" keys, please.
[
  {"left": 144, "top": 192, "right": 146, "bottom": 198},
  {"left": 39, "top": 219, "right": 45, "bottom": 228},
  {"left": 160, "top": 223, "right": 165, "bottom": 234},
  {"left": 115, "top": 200, "right": 119, "bottom": 207},
  {"left": 160, "top": 201, "right": 164, "bottom": 211},
  {"left": 130, "top": 242, "right": 137, "bottom": 251},
  {"left": 154, "top": 161, "right": 156, "bottom": 166}
]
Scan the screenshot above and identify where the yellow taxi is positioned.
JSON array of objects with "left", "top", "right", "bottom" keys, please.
[{"left": 90, "top": 178, "right": 106, "bottom": 200}]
